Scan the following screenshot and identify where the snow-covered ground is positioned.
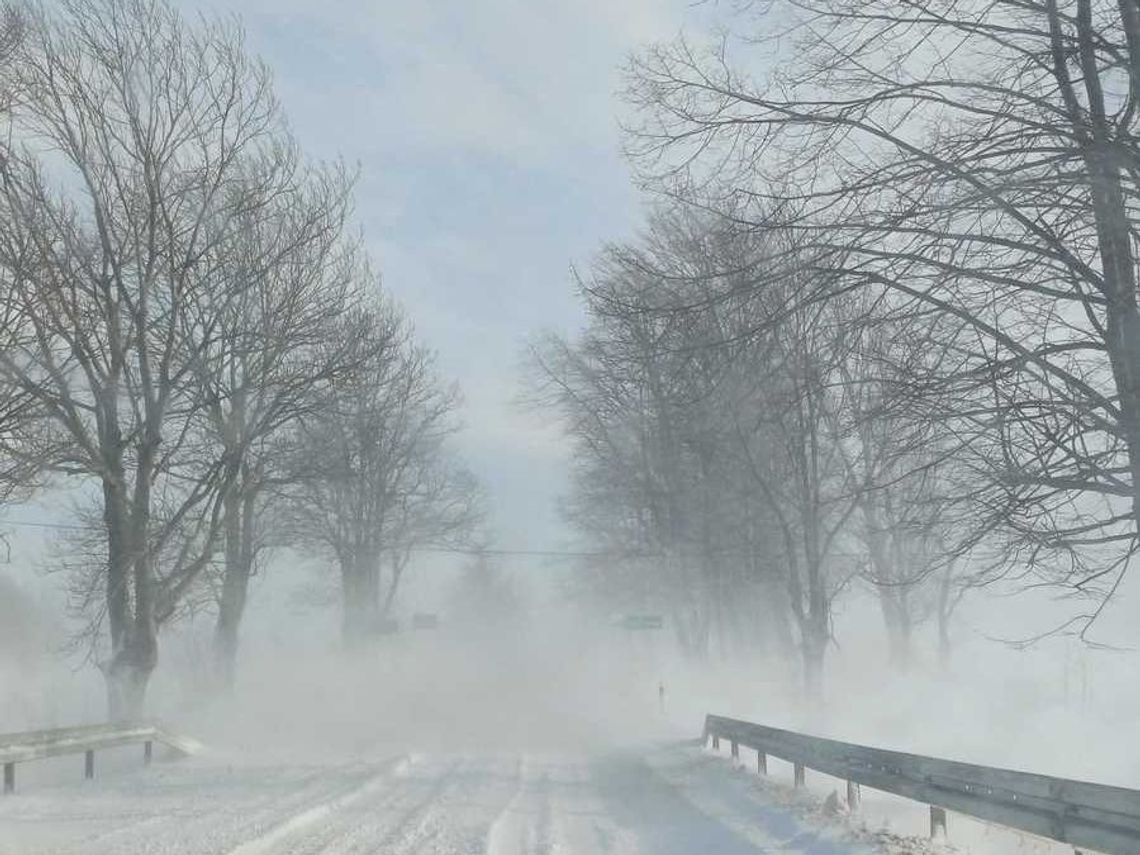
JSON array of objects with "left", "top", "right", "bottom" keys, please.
[
  {"left": 0, "top": 741, "right": 930, "bottom": 855},
  {"left": 0, "top": 736, "right": 1087, "bottom": 855}
]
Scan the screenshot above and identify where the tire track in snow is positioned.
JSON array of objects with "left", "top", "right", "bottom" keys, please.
[
  {"left": 590, "top": 753, "right": 777, "bottom": 855},
  {"left": 374, "top": 756, "right": 525, "bottom": 855},
  {"left": 298, "top": 756, "right": 463, "bottom": 855},
  {"left": 548, "top": 759, "right": 635, "bottom": 855},
  {"left": 224, "top": 755, "right": 410, "bottom": 855},
  {"left": 227, "top": 754, "right": 525, "bottom": 855},
  {"left": 4, "top": 749, "right": 883, "bottom": 855},
  {"left": 486, "top": 756, "right": 643, "bottom": 855},
  {"left": 484, "top": 758, "right": 551, "bottom": 855}
]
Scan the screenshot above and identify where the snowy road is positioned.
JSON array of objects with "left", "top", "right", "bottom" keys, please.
[{"left": 0, "top": 744, "right": 883, "bottom": 855}]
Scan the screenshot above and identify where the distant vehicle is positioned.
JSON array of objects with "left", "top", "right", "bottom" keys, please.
[{"left": 412, "top": 613, "right": 439, "bottom": 630}]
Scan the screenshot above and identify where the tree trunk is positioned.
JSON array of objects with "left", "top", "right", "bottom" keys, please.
[
  {"left": 802, "top": 559, "right": 829, "bottom": 701},
  {"left": 758, "top": 575, "right": 796, "bottom": 662},
  {"left": 123, "top": 438, "right": 159, "bottom": 720},
  {"left": 804, "top": 546, "right": 828, "bottom": 699},
  {"left": 1067, "top": 10, "right": 1140, "bottom": 534},
  {"left": 102, "top": 474, "right": 130, "bottom": 660},
  {"left": 341, "top": 558, "right": 364, "bottom": 645},
  {"left": 101, "top": 452, "right": 157, "bottom": 722},
  {"left": 897, "top": 601, "right": 913, "bottom": 667},
  {"left": 105, "top": 651, "right": 153, "bottom": 722},
  {"left": 382, "top": 552, "right": 408, "bottom": 616},
  {"left": 341, "top": 551, "right": 379, "bottom": 647},
  {"left": 213, "top": 482, "right": 257, "bottom": 692},
  {"left": 936, "top": 568, "right": 955, "bottom": 669},
  {"left": 938, "top": 615, "right": 952, "bottom": 669},
  {"left": 878, "top": 587, "right": 913, "bottom": 669},
  {"left": 802, "top": 632, "right": 825, "bottom": 702}
]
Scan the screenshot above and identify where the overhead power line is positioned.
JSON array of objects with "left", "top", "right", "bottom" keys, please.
[
  {"left": 0, "top": 517, "right": 637, "bottom": 559},
  {"left": 409, "top": 545, "right": 640, "bottom": 559}
]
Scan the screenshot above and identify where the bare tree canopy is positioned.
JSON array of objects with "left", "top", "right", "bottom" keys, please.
[
  {"left": 0, "top": 0, "right": 482, "bottom": 717},
  {"left": 616, "top": 0, "right": 1140, "bottom": 640},
  {"left": 287, "top": 298, "right": 482, "bottom": 646}
]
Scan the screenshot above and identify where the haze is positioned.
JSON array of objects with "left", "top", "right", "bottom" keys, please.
[{"left": 1, "top": 2, "right": 1138, "bottom": 854}]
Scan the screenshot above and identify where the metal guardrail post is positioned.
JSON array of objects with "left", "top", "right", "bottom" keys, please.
[
  {"left": 757, "top": 752, "right": 767, "bottom": 775},
  {"left": 144, "top": 740, "right": 152, "bottom": 765},
  {"left": 712, "top": 735, "right": 720, "bottom": 750},
  {"left": 3, "top": 762, "right": 12, "bottom": 794},
  {"left": 847, "top": 780, "right": 860, "bottom": 809},
  {"left": 84, "top": 749, "right": 94, "bottom": 780},
  {"left": 731, "top": 740, "right": 739, "bottom": 762},
  {"left": 794, "top": 762, "right": 805, "bottom": 787},
  {"left": 930, "top": 805, "right": 947, "bottom": 838}
]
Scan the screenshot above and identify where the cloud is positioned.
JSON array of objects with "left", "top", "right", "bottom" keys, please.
[
  {"left": 210, "top": 0, "right": 685, "bottom": 163},
  {"left": 173, "top": 0, "right": 696, "bottom": 548}
]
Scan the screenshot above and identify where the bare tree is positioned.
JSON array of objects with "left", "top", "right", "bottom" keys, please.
[
  {"left": 531, "top": 255, "right": 727, "bottom": 657},
  {"left": 288, "top": 299, "right": 474, "bottom": 646},
  {"left": 380, "top": 456, "right": 482, "bottom": 617},
  {"left": 0, "top": 4, "right": 34, "bottom": 509},
  {"left": 532, "top": 204, "right": 863, "bottom": 686},
  {"left": 625, "top": 0, "right": 1140, "bottom": 632},
  {"left": 0, "top": 3, "right": 20, "bottom": 76},
  {"left": 195, "top": 155, "right": 360, "bottom": 690},
  {"left": 0, "top": 0, "right": 282, "bottom": 718},
  {"left": 717, "top": 258, "right": 864, "bottom": 696},
  {"left": 447, "top": 550, "right": 526, "bottom": 637}
]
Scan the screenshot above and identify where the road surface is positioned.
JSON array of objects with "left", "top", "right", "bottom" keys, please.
[{"left": 0, "top": 743, "right": 885, "bottom": 855}]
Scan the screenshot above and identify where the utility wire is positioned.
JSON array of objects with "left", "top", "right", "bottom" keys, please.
[
  {"left": 1, "top": 519, "right": 91, "bottom": 532},
  {"left": 0, "top": 517, "right": 638, "bottom": 559}
]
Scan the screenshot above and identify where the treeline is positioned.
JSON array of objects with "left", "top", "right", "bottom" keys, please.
[
  {"left": 534, "top": 0, "right": 1140, "bottom": 695},
  {"left": 0, "top": 0, "right": 479, "bottom": 719}
]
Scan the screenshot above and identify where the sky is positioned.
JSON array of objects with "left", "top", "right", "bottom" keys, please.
[{"left": 164, "top": 0, "right": 704, "bottom": 554}]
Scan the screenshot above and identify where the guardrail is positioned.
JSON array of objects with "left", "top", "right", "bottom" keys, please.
[
  {"left": 704, "top": 714, "right": 1140, "bottom": 855},
  {"left": 0, "top": 722, "right": 200, "bottom": 794}
]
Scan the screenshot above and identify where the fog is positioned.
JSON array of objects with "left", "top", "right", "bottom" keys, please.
[
  {"left": 4, "top": 0, "right": 1140, "bottom": 853},
  {"left": 4, "top": 542, "right": 1138, "bottom": 852}
]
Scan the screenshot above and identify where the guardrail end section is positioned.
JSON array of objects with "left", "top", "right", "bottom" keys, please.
[{"left": 157, "top": 731, "right": 204, "bottom": 758}]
